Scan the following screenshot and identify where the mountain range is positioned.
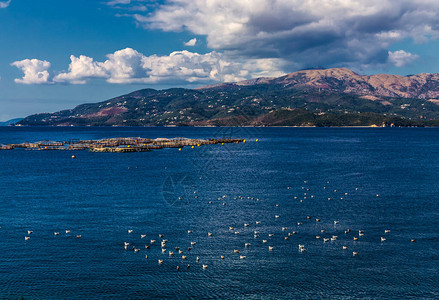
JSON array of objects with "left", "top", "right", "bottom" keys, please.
[{"left": 17, "top": 67, "right": 439, "bottom": 127}]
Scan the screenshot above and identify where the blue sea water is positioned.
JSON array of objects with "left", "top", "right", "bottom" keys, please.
[{"left": 0, "top": 127, "right": 438, "bottom": 299}]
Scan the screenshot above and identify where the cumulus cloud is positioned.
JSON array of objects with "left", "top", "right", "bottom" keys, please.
[
  {"left": 388, "top": 50, "right": 419, "bottom": 67},
  {"left": 11, "top": 59, "right": 51, "bottom": 84},
  {"left": 22, "top": 48, "right": 285, "bottom": 85},
  {"left": 54, "top": 55, "right": 107, "bottom": 84},
  {"left": 0, "top": 0, "right": 11, "bottom": 8},
  {"left": 184, "top": 38, "right": 197, "bottom": 46},
  {"left": 126, "top": 0, "right": 439, "bottom": 69}
]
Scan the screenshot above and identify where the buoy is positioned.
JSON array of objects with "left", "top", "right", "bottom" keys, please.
[
  {"left": 71, "top": 155, "right": 76, "bottom": 159},
  {"left": 178, "top": 148, "right": 182, "bottom": 151},
  {"left": 256, "top": 139, "right": 259, "bottom": 142}
]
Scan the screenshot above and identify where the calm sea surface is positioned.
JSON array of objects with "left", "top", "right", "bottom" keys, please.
[{"left": 0, "top": 127, "right": 438, "bottom": 299}]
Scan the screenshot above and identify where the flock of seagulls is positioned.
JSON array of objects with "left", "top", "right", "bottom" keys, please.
[
  {"left": 116, "top": 180, "right": 418, "bottom": 272},
  {"left": 11, "top": 180, "right": 419, "bottom": 273}
]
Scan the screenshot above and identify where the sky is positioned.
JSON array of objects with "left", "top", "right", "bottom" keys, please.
[{"left": 1, "top": 0, "right": 439, "bottom": 121}]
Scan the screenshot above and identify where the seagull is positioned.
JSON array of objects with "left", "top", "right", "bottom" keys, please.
[
  {"left": 27, "top": 230, "right": 33, "bottom": 235},
  {"left": 384, "top": 230, "right": 390, "bottom": 233},
  {"left": 65, "top": 230, "right": 70, "bottom": 234},
  {"left": 54, "top": 232, "right": 59, "bottom": 236},
  {"left": 141, "top": 234, "right": 146, "bottom": 239},
  {"left": 128, "top": 230, "right": 133, "bottom": 234},
  {"left": 208, "top": 232, "right": 213, "bottom": 237},
  {"left": 353, "top": 252, "right": 359, "bottom": 256},
  {"left": 262, "top": 240, "right": 267, "bottom": 243},
  {"left": 245, "top": 243, "right": 251, "bottom": 247},
  {"left": 234, "top": 249, "right": 240, "bottom": 253},
  {"left": 158, "top": 259, "right": 163, "bottom": 264},
  {"left": 268, "top": 246, "right": 274, "bottom": 251},
  {"left": 25, "top": 236, "right": 30, "bottom": 240},
  {"left": 342, "top": 246, "right": 348, "bottom": 250},
  {"left": 187, "top": 230, "right": 193, "bottom": 234},
  {"left": 240, "top": 255, "right": 246, "bottom": 259},
  {"left": 381, "top": 237, "right": 387, "bottom": 242},
  {"left": 202, "top": 264, "right": 208, "bottom": 269}
]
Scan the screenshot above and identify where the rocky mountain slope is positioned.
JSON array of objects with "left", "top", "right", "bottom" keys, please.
[{"left": 17, "top": 68, "right": 439, "bottom": 127}]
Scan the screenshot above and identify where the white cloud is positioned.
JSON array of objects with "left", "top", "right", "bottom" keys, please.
[
  {"left": 184, "top": 38, "right": 197, "bottom": 46},
  {"left": 125, "top": 0, "right": 439, "bottom": 69},
  {"left": 28, "top": 48, "right": 286, "bottom": 85},
  {"left": 107, "top": 0, "right": 131, "bottom": 6},
  {"left": 11, "top": 59, "right": 51, "bottom": 84},
  {"left": 0, "top": 0, "right": 11, "bottom": 8},
  {"left": 388, "top": 50, "right": 419, "bottom": 67},
  {"left": 53, "top": 55, "right": 107, "bottom": 84}
]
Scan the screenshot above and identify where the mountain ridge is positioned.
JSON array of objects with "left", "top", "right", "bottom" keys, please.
[{"left": 17, "top": 67, "right": 439, "bottom": 127}]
